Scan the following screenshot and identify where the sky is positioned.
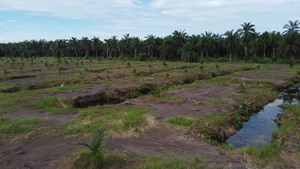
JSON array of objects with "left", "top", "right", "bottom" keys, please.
[{"left": 0, "top": 0, "right": 299, "bottom": 43}]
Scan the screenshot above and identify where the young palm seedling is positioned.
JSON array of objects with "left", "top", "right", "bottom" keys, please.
[
  {"left": 75, "top": 130, "right": 106, "bottom": 168},
  {"left": 132, "top": 68, "right": 137, "bottom": 75},
  {"left": 163, "top": 61, "right": 168, "bottom": 67}
]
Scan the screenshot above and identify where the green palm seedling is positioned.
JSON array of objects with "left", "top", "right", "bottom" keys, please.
[{"left": 76, "top": 130, "right": 106, "bottom": 168}]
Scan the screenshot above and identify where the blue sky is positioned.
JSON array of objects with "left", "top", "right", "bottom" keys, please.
[{"left": 0, "top": 0, "right": 299, "bottom": 42}]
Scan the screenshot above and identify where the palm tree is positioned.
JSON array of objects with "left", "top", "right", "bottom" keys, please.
[
  {"left": 81, "top": 37, "right": 91, "bottom": 57},
  {"left": 181, "top": 42, "right": 198, "bottom": 62},
  {"left": 200, "top": 31, "right": 214, "bottom": 58},
  {"left": 238, "top": 22, "right": 256, "bottom": 56},
  {"left": 145, "top": 34, "right": 156, "bottom": 58},
  {"left": 160, "top": 35, "right": 176, "bottom": 61},
  {"left": 131, "top": 37, "right": 140, "bottom": 58},
  {"left": 104, "top": 39, "right": 111, "bottom": 58},
  {"left": 278, "top": 31, "right": 300, "bottom": 61},
  {"left": 249, "top": 33, "right": 262, "bottom": 57},
  {"left": 76, "top": 130, "right": 106, "bottom": 168},
  {"left": 172, "top": 30, "right": 188, "bottom": 57},
  {"left": 224, "top": 29, "right": 239, "bottom": 62},
  {"left": 260, "top": 31, "right": 270, "bottom": 57},
  {"left": 110, "top": 35, "right": 119, "bottom": 58},
  {"left": 269, "top": 31, "right": 282, "bottom": 58},
  {"left": 92, "top": 37, "right": 102, "bottom": 58},
  {"left": 283, "top": 20, "right": 300, "bottom": 34},
  {"left": 122, "top": 33, "right": 130, "bottom": 58},
  {"left": 69, "top": 37, "right": 79, "bottom": 57}
]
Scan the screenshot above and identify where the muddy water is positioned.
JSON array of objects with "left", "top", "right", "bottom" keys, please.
[{"left": 226, "top": 85, "right": 300, "bottom": 148}]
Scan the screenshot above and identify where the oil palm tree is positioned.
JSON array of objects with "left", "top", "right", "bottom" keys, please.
[
  {"left": 76, "top": 129, "right": 106, "bottom": 168},
  {"left": 278, "top": 31, "right": 300, "bottom": 61},
  {"left": 224, "top": 29, "right": 239, "bottom": 62},
  {"left": 181, "top": 42, "right": 198, "bottom": 62},
  {"left": 283, "top": 20, "right": 300, "bottom": 34},
  {"left": 269, "top": 31, "right": 282, "bottom": 58},
  {"left": 70, "top": 37, "right": 79, "bottom": 57},
  {"left": 92, "top": 37, "right": 102, "bottom": 58},
  {"left": 145, "top": 34, "right": 156, "bottom": 58},
  {"left": 238, "top": 22, "right": 256, "bottom": 57}
]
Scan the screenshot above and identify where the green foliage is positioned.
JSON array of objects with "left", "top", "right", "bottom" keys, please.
[
  {"left": 0, "top": 119, "right": 42, "bottom": 136},
  {"left": 244, "top": 142, "right": 279, "bottom": 160},
  {"left": 201, "top": 98, "right": 220, "bottom": 105},
  {"left": 165, "top": 73, "right": 169, "bottom": 79},
  {"left": 167, "top": 115, "right": 193, "bottom": 127},
  {"left": 163, "top": 61, "right": 168, "bottom": 67},
  {"left": 239, "top": 81, "right": 246, "bottom": 90},
  {"left": 1, "top": 69, "right": 8, "bottom": 74},
  {"left": 195, "top": 113, "right": 228, "bottom": 130},
  {"left": 75, "top": 130, "right": 106, "bottom": 168},
  {"left": 199, "top": 65, "right": 204, "bottom": 71},
  {"left": 32, "top": 96, "right": 72, "bottom": 114},
  {"left": 60, "top": 107, "right": 147, "bottom": 135},
  {"left": 106, "top": 74, "right": 111, "bottom": 81},
  {"left": 0, "top": 98, "right": 19, "bottom": 106},
  {"left": 288, "top": 58, "right": 295, "bottom": 68},
  {"left": 137, "top": 154, "right": 210, "bottom": 169},
  {"left": 132, "top": 68, "right": 137, "bottom": 75}
]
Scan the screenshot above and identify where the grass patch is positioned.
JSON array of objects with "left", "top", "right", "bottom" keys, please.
[
  {"left": 32, "top": 96, "right": 74, "bottom": 114},
  {"left": 60, "top": 106, "right": 148, "bottom": 135},
  {"left": 0, "top": 98, "right": 20, "bottom": 106},
  {"left": 136, "top": 154, "right": 216, "bottom": 169},
  {"left": 244, "top": 142, "right": 279, "bottom": 161},
  {"left": 0, "top": 109, "right": 14, "bottom": 115},
  {"left": 201, "top": 98, "right": 221, "bottom": 105},
  {"left": 195, "top": 113, "right": 228, "bottom": 130},
  {"left": 0, "top": 119, "right": 43, "bottom": 136},
  {"left": 167, "top": 115, "right": 194, "bottom": 127}
]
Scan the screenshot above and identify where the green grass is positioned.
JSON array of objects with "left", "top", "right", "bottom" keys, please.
[
  {"left": 195, "top": 113, "right": 228, "bottom": 130},
  {"left": 167, "top": 115, "right": 194, "bottom": 127},
  {"left": 0, "top": 98, "right": 20, "bottom": 106},
  {"left": 0, "top": 109, "right": 15, "bottom": 115},
  {"left": 32, "top": 96, "right": 74, "bottom": 114},
  {"left": 136, "top": 155, "right": 216, "bottom": 169},
  {"left": 0, "top": 119, "right": 43, "bottom": 136},
  {"left": 201, "top": 98, "right": 221, "bottom": 105},
  {"left": 244, "top": 142, "right": 279, "bottom": 160},
  {"left": 60, "top": 106, "right": 148, "bottom": 135}
]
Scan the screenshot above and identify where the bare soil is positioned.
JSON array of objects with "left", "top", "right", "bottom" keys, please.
[{"left": 232, "top": 65, "right": 294, "bottom": 85}]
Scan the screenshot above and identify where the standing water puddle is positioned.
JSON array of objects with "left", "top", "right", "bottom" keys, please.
[{"left": 226, "top": 85, "right": 300, "bottom": 148}]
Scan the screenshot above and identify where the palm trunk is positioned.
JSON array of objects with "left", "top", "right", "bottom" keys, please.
[
  {"left": 229, "top": 51, "right": 232, "bottom": 63},
  {"left": 273, "top": 48, "right": 276, "bottom": 58}
]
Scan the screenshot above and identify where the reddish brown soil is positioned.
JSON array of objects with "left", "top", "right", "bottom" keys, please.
[
  {"left": 105, "top": 126, "right": 245, "bottom": 168},
  {"left": 43, "top": 81, "right": 139, "bottom": 100},
  {"left": 232, "top": 65, "right": 293, "bottom": 85},
  {"left": 0, "top": 131, "right": 86, "bottom": 169},
  {"left": 0, "top": 107, "right": 75, "bottom": 126},
  {"left": 121, "top": 85, "right": 239, "bottom": 119}
]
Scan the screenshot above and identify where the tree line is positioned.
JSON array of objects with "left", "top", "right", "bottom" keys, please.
[{"left": 0, "top": 21, "right": 299, "bottom": 62}]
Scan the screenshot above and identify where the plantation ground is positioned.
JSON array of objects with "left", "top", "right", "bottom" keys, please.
[{"left": 0, "top": 57, "right": 299, "bottom": 169}]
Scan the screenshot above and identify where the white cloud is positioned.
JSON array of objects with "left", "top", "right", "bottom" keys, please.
[
  {"left": 0, "top": 0, "right": 142, "bottom": 19},
  {"left": 0, "top": 0, "right": 299, "bottom": 42}
]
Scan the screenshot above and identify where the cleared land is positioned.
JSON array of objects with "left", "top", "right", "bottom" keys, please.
[{"left": 0, "top": 57, "right": 299, "bottom": 169}]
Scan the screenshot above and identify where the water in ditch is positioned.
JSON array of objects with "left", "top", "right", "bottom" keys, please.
[{"left": 226, "top": 85, "right": 300, "bottom": 148}]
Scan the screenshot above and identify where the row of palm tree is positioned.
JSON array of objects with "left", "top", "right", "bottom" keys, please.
[{"left": 0, "top": 21, "right": 299, "bottom": 62}]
